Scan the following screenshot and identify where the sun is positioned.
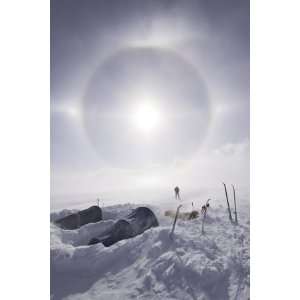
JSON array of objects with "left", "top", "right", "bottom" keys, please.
[{"left": 133, "top": 102, "right": 161, "bottom": 132}]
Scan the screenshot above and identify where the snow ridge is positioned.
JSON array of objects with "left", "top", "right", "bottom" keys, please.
[{"left": 51, "top": 203, "right": 249, "bottom": 300}]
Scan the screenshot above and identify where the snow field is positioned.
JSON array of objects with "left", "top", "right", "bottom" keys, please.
[{"left": 51, "top": 202, "right": 249, "bottom": 300}]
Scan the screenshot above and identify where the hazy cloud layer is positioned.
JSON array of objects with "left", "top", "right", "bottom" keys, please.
[{"left": 51, "top": 0, "right": 249, "bottom": 204}]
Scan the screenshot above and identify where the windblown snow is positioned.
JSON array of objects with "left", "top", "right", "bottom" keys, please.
[{"left": 51, "top": 201, "right": 249, "bottom": 300}]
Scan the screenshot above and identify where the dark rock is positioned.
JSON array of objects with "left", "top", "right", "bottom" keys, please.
[
  {"left": 102, "top": 219, "right": 134, "bottom": 247},
  {"left": 127, "top": 207, "right": 159, "bottom": 235},
  {"left": 55, "top": 206, "right": 102, "bottom": 230},
  {"left": 88, "top": 237, "right": 101, "bottom": 245},
  {"left": 88, "top": 207, "right": 159, "bottom": 247}
]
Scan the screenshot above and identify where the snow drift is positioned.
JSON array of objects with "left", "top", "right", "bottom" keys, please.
[{"left": 51, "top": 202, "right": 249, "bottom": 300}]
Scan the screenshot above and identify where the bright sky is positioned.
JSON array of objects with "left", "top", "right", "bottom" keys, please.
[{"left": 51, "top": 0, "right": 249, "bottom": 208}]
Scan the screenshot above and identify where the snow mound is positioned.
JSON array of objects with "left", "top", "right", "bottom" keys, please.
[{"left": 51, "top": 203, "right": 249, "bottom": 300}]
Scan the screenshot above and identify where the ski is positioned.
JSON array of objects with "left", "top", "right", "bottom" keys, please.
[
  {"left": 205, "top": 198, "right": 211, "bottom": 207},
  {"left": 170, "top": 204, "right": 183, "bottom": 240}
]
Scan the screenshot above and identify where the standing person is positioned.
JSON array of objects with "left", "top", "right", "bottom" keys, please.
[{"left": 174, "top": 186, "right": 180, "bottom": 200}]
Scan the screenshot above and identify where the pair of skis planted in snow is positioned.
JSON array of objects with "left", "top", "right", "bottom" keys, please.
[
  {"left": 169, "top": 183, "right": 239, "bottom": 240},
  {"left": 223, "top": 183, "right": 238, "bottom": 224},
  {"left": 169, "top": 198, "right": 211, "bottom": 239}
]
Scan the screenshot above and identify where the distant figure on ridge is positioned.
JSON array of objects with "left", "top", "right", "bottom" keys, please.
[{"left": 174, "top": 186, "right": 181, "bottom": 200}]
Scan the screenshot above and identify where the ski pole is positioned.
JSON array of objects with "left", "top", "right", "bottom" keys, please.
[
  {"left": 232, "top": 185, "right": 238, "bottom": 224},
  {"left": 223, "top": 183, "right": 233, "bottom": 222}
]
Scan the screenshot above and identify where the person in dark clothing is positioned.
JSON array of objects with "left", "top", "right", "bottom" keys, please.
[{"left": 174, "top": 186, "right": 180, "bottom": 200}]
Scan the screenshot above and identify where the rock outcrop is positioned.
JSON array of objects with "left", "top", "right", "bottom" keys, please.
[
  {"left": 55, "top": 206, "right": 102, "bottom": 230},
  {"left": 88, "top": 207, "right": 159, "bottom": 247}
]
